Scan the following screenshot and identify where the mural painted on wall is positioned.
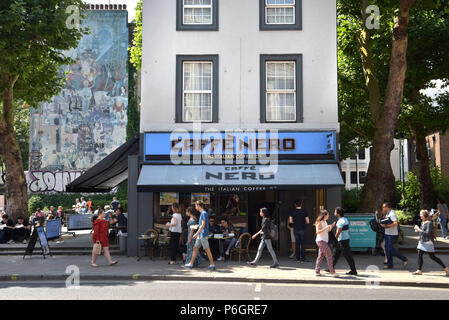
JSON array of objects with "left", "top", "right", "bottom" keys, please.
[{"left": 29, "top": 10, "right": 128, "bottom": 193}]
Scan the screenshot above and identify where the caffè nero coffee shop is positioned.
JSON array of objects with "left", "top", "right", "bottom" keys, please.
[{"left": 127, "top": 130, "right": 344, "bottom": 256}]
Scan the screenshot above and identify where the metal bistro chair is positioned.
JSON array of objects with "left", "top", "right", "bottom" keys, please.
[
  {"left": 138, "top": 229, "right": 158, "bottom": 261},
  {"left": 158, "top": 230, "right": 171, "bottom": 259},
  {"left": 230, "top": 232, "right": 252, "bottom": 263}
]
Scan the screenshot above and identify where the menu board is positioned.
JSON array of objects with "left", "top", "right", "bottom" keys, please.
[
  {"left": 160, "top": 192, "right": 179, "bottom": 205},
  {"left": 68, "top": 214, "right": 94, "bottom": 231},
  {"left": 191, "top": 193, "right": 210, "bottom": 204},
  {"left": 46, "top": 219, "right": 61, "bottom": 240}
]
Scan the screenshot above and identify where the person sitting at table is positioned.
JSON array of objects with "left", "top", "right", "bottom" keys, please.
[
  {"left": 0, "top": 214, "right": 15, "bottom": 244},
  {"left": 208, "top": 216, "right": 221, "bottom": 259},
  {"left": 111, "top": 208, "right": 127, "bottom": 233},
  {"left": 217, "top": 217, "right": 237, "bottom": 261},
  {"left": 13, "top": 216, "right": 31, "bottom": 244}
]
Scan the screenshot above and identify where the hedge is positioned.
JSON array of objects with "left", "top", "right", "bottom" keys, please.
[{"left": 28, "top": 193, "right": 128, "bottom": 213}]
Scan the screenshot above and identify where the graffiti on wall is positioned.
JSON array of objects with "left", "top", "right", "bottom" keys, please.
[
  {"left": 29, "top": 10, "right": 128, "bottom": 193},
  {"left": 28, "top": 171, "right": 85, "bottom": 193}
]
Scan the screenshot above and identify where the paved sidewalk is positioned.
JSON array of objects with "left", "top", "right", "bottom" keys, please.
[{"left": 1, "top": 252, "right": 449, "bottom": 289}]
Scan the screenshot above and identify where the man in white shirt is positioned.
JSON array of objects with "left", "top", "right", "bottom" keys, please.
[{"left": 380, "top": 202, "right": 408, "bottom": 269}]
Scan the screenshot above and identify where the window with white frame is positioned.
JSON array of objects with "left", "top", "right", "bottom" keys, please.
[
  {"left": 183, "top": 0, "right": 213, "bottom": 25},
  {"left": 183, "top": 62, "right": 213, "bottom": 122},
  {"left": 265, "top": 0, "right": 295, "bottom": 25},
  {"left": 265, "top": 61, "right": 296, "bottom": 122}
]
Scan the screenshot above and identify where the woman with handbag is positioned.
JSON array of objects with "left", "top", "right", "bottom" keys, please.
[
  {"left": 413, "top": 210, "right": 449, "bottom": 276},
  {"left": 91, "top": 209, "right": 117, "bottom": 267}
]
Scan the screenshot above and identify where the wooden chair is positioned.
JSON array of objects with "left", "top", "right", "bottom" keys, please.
[
  {"left": 230, "top": 232, "right": 252, "bottom": 263},
  {"left": 137, "top": 229, "right": 158, "bottom": 261}
]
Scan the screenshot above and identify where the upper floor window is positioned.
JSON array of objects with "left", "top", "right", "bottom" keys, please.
[
  {"left": 177, "top": 0, "right": 219, "bottom": 31},
  {"left": 176, "top": 55, "right": 219, "bottom": 123},
  {"left": 260, "top": 0, "right": 302, "bottom": 30},
  {"left": 260, "top": 54, "right": 302, "bottom": 123}
]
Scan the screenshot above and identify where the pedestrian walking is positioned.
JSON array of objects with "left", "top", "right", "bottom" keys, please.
[
  {"left": 166, "top": 203, "right": 183, "bottom": 265},
  {"left": 91, "top": 209, "right": 117, "bottom": 267},
  {"left": 332, "top": 207, "right": 357, "bottom": 275},
  {"left": 184, "top": 207, "right": 206, "bottom": 267},
  {"left": 380, "top": 202, "right": 408, "bottom": 269},
  {"left": 314, "top": 210, "right": 338, "bottom": 277},
  {"left": 288, "top": 200, "right": 310, "bottom": 262},
  {"left": 248, "top": 208, "right": 279, "bottom": 268},
  {"left": 183, "top": 201, "right": 216, "bottom": 270},
  {"left": 436, "top": 199, "right": 449, "bottom": 240},
  {"left": 413, "top": 210, "right": 449, "bottom": 276}
]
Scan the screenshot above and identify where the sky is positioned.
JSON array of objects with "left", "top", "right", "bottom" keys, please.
[{"left": 83, "top": 0, "right": 139, "bottom": 22}]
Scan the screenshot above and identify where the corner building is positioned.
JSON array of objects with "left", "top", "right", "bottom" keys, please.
[{"left": 127, "top": 0, "right": 343, "bottom": 256}]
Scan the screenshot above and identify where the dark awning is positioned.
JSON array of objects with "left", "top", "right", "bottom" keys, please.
[{"left": 66, "top": 134, "right": 140, "bottom": 193}]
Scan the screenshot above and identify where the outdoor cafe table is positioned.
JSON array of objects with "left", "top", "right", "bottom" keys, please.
[
  {"left": 213, "top": 234, "right": 236, "bottom": 258},
  {"left": 137, "top": 234, "right": 156, "bottom": 261}
]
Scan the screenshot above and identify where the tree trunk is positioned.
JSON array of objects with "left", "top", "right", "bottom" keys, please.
[
  {"left": 358, "top": 0, "right": 415, "bottom": 213},
  {"left": 0, "top": 132, "right": 29, "bottom": 221},
  {"left": 0, "top": 74, "right": 29, "bottom": 221},
  {"left": 415, "top": 134, "right": 436, "bottom": 210}
]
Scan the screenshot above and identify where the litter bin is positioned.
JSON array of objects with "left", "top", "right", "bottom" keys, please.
[
  {"left": 345, "top": 213, "right": 376, "bottom": 252},
  {"left": 119, "top": 232, "right": 128, "bottom": 252}
]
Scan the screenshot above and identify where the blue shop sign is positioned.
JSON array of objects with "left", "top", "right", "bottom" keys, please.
[{"left": 143, "top": 131, "right": 337, "bottom": 163}]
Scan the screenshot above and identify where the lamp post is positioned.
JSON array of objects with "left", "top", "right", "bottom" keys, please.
[{"left": 399, "top": 135, "right": 405, "bottom": 206}]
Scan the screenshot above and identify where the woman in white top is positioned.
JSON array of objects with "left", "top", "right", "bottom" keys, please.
[
  {"left": 314, "top": 210, "right": 338, "bottom": 277},
  {"left": 166, "top": 203, "right": 183, "bottom": 265}
]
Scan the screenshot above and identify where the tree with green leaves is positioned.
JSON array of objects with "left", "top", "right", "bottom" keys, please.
[
  {"left": 338, "top": 0, "right": 448, "bottom": 213},
  {"left": 0, "top": 0, "right": 87, "bottom": 220},
  {"left": 397, "top": 9, "right": 449, "bottom": 210},
  {"left": 129, "top": 0, "right": 143, "bottom": 72}
]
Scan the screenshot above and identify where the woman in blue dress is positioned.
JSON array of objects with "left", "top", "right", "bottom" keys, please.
[{"left": 185, "top": 207, "right": 206, "bottom": 267}]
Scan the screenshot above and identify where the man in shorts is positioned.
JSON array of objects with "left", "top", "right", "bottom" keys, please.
[{"left": 183, "top": 201, "right": 216, "bottom": 270}]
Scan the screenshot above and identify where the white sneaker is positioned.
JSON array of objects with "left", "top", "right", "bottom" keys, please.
[
  {"left": 217, "top": 256, "right": 224, "bottom": 261},
  {"left": 23, "top": 240, "right": 27, "bottom": 244},
  {"left": 289, "top": 253, "right": 295, "bottom": 259},
  {"left": 7, "top": 240, "right": 14, "bottom": 244}
]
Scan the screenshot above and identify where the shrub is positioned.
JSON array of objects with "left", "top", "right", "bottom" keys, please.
[
  {"left": 342, "top": 188, "right": 361, "bottom": 213},
  {"left": 28, "top": 195, "right": 43, "bottom": 213},
  {"left": 396, "top": 210, "right": 415, "bottom": 225},
  {"left": 398, "top": 167, "right": 449, "bottom": 214}
]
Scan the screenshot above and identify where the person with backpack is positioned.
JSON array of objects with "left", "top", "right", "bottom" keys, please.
[
  {"left": 380, "top": 202, "right": 408, "bottom": 270},
  {"left": 331, "top": 207, "right": 357, "bottom": 275},
  {"left": 248, "top": 208, "right": 279, "bottom": 268},
  {"left": 413, "top": 210, "right": 449, "bottom": 276}
]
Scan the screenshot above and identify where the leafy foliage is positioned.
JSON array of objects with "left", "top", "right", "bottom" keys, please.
[
  {"left": 397, "top": 167, "right": 449, "bottom": 214},
  {"left": 129, "top": 0, "right": 143, "bottom": 71},
  {"left": 28, "top": 193, "right": 128, "bottom": 213}
]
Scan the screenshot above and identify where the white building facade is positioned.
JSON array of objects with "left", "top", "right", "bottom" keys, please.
[{"left": 128, "top": 0, "right": 343, "bottom": 256}]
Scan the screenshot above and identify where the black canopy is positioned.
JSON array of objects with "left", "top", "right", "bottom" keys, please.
[{"left": 65, "top": 134, "right": 139, "bottom": 193}]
